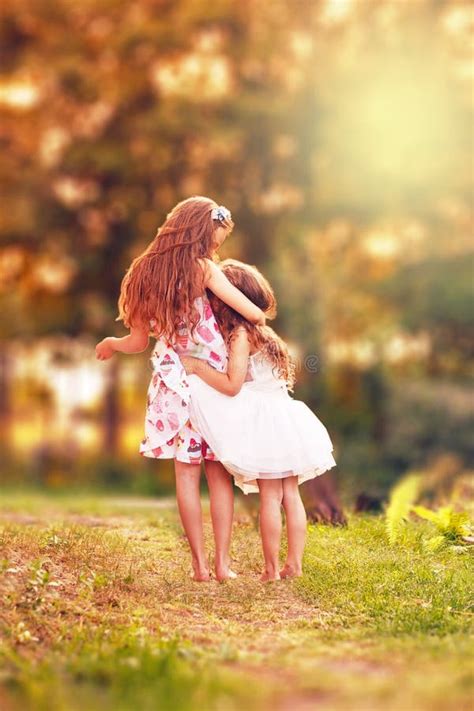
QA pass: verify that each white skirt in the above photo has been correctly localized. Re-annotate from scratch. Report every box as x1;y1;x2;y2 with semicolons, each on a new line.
188;376;337;495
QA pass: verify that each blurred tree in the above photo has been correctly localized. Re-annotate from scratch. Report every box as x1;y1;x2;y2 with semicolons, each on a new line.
0;0;472;493
373;255;474;377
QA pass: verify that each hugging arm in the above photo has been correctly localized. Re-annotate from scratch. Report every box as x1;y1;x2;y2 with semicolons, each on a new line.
202;259;266;325
182;328;250;396
96;324;150;360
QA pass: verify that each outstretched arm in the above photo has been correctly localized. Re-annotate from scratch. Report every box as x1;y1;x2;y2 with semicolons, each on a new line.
202;259;265;325
182;328;250;396
96;324;150;360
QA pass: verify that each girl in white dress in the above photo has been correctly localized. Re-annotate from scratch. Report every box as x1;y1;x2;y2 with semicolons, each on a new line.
181;260;337;581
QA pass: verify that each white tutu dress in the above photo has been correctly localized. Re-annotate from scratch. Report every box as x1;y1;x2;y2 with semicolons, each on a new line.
187;350;337;494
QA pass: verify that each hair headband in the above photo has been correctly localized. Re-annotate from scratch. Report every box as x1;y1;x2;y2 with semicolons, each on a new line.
211;205;232;223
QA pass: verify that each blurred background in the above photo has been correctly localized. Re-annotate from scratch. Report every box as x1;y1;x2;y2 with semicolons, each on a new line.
0;0;472;503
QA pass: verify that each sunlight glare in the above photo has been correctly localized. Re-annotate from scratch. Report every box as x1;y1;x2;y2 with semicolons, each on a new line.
0;81;41;109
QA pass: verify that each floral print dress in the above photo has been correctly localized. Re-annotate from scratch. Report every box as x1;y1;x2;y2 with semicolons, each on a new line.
140;292;228;464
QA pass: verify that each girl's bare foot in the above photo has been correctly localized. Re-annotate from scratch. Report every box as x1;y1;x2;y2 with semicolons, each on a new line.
215;567;238;582
191;569;212;582
215;554;237;582
191;558;211;582
260;570;281;582
280;564;302;579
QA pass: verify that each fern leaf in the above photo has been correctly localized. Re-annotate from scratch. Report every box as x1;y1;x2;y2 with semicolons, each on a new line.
386;474;422;545
412;505;439;524
424;535;447;552
413;503;472;547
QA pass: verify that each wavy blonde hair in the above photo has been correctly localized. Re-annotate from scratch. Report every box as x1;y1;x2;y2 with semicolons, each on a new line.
117;196;233;342
207;259;296;390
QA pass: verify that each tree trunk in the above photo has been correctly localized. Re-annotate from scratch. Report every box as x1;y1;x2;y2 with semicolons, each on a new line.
0;343;12;454
302;471;347;525
103;358;120;455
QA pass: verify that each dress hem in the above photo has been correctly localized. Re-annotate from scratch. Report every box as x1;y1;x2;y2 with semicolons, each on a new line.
224;455;338;495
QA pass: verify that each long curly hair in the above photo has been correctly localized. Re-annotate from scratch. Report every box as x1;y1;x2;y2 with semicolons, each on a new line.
207;259;296;390
117;196;233;342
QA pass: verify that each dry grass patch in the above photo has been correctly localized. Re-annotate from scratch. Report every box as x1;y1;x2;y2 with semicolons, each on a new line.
0;495;472;711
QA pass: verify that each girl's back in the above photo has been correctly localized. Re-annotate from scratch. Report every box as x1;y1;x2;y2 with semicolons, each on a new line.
244;350;288;394
150;293;227;374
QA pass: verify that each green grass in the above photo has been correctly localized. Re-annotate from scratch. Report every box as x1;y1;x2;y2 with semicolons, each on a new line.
0;493;472;711
298;515;473;636
3;624;257;711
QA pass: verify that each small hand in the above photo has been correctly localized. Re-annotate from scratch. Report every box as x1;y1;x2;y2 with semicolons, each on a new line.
255;310;266;326
96;337;116;360
180;356;198;375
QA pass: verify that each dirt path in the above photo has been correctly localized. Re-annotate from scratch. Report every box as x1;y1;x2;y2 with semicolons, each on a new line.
3;498;468;711
0;500;336;710
0;502;322;645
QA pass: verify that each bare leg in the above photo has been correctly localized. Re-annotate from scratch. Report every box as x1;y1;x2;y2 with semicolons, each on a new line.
174;460;210;582
204;460;236;581
257;479;283;581
281;476;306;578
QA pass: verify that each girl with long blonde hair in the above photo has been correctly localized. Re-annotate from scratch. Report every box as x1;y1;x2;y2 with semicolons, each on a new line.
96;197;265;581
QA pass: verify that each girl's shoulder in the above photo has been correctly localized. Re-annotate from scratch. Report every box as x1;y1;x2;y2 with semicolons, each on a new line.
196;257;215;284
